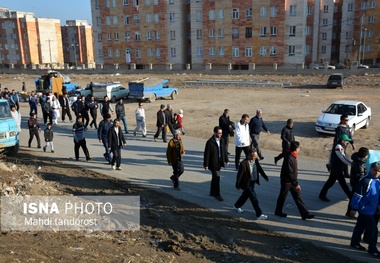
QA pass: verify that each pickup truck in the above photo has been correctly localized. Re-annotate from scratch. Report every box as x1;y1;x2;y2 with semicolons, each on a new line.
0;99;19;155
128;78;178;103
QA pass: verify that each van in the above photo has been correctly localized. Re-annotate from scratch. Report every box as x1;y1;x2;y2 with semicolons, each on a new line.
327;73;347;89
0;99;19;155
91;82;129;102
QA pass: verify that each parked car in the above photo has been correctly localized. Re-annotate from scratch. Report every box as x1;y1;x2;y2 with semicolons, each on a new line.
327;73;347;89
92;82;129;102
315;100;371;135
358;64;369;69
335;63;347;69
313;64;336;70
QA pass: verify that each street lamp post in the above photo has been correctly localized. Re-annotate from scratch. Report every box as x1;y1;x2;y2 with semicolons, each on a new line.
71;44;78;68
362;28;367;65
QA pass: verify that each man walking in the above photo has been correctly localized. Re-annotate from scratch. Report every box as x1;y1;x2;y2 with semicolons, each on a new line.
204;126;229;202
60;93;73;123
249;109;270;160
108;119;127;170
115;99;128;134
219;109;234;155
166;130;185;190
274;119;295;165
77;96;90;129
98;113;113;163
235;114;250;170
133;102;146;137
233;148;268;220
72;116;92;161
29;91;38;117
88;96;98;129
100;96;114;118
27;113;41;148
42;96;53;125
165;104;175;136
154;104;167;142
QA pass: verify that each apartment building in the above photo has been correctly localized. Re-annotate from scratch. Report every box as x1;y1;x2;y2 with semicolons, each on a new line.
61;20;95;68
91;0;189;69
0;8;63;68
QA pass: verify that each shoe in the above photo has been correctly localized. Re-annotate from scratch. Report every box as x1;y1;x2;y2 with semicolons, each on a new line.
369;251;380;258
345;212;357;219
153;137;157;142
258;214;268;220
182;132;185;135
70;120;73;123
142;134;146;137
86;157;92;161
28;144;31;148
170;175;175;184
163;140;167;143
174;187;181;191
112;165;116;170
275;212;287;217
326;163;331;173
116;167;122;170
103;153;109;161
302;214;315;220
133;132;136;136
75;158;79;161
233;205;244;213
43;147;46;152
125;131;129;134
37;146;41;148
215;196;224;202
319;196;330;202
51;150;54;153
259;156;264;160
227;152;230;155
84;128;88;131
350;243;366;251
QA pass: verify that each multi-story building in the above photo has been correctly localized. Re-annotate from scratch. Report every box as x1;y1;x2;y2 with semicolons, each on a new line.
0;7;63;68
61;20;95;68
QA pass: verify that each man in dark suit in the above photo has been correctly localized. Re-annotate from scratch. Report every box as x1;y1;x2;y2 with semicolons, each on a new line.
108;119;126;170
59;93;73;123
203;126;229;201
154;104;167;142
219;109;234;155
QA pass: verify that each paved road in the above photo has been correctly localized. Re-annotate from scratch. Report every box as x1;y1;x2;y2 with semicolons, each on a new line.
18;110;375;262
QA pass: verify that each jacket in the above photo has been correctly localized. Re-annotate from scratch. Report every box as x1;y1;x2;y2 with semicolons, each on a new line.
108;126;126;150
331;143;351;173
236;159;268;190
28;118;40;131
115;103;126;117
249;116;268;135
280;151;298;186
219;114;234;137
44;128;54;142
98;119;113;140
350;152;367;188
203;136;229;171
355;173;380;215
281;125;294;150
235;121;250;147
156;110;166;127
166;138;184;164
334;125;354;145
73;121;85;141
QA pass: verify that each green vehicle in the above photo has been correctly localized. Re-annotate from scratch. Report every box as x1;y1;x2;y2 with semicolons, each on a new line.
0;99;19;155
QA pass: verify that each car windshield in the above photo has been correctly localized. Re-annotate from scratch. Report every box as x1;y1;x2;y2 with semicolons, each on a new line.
325;104;356;115
329;75;342;81
0;102;11;118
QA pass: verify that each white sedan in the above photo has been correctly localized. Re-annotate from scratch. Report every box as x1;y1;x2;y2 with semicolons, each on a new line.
315;100;371;135
313;64;336;70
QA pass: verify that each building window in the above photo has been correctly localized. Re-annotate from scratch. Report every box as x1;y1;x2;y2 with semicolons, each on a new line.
307;6;312;15
106;0;110;8
169;13;175;22
135;32;141;41
218;46;224;57
113;16;118;25
260;46;266;56
232;8;239;19
147;31;152;40
246;8;252;18
218;28;224;38
305;45;310;55
154;0;158;5
171;48;176;57
108;49;113;57
322;19;328;27
270;26;277;37
322;32;327;40
97;33;102;42
112;0;117;7
290;5;296;16
196;11;202;21
125;32;130;41
156;48;160;57
218;10;224;20
136;49;141;58
196;29;202;39
123;0;129;6
169;0;174;4
361;2;366;10
170;30;176;40
369;16;374;24
288;45;295;56
232;28;239;39
323;5;328;13
245;27;252;38
114;32;119;41
115;49;120;57
346;18;353;25
270;6;277;17
270;46;276;56
155;31;160;40
370;1;376;8
107;33;112;40
232;47;239;57
154;14;159;23
134;15;140;24
209;47;215;57
106;16;111;25
209;28;215;38
197;47;203;57
260;27;266;37
245;46;252;57
260;7;267;17
146;14;151;23
368;30;373;38
148;48;153;57
345;31;352;39
209;10;215;20
146;0;151;4
289;26;296;36
124;15;130;24
95;0;100;9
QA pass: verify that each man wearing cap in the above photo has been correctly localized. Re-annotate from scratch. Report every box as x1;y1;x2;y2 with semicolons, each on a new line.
166;130;185;190
319;134;352;202
350;162;380;258
154;104;167;142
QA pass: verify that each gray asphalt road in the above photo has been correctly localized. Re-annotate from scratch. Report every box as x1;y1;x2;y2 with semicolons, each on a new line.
18;108;375;262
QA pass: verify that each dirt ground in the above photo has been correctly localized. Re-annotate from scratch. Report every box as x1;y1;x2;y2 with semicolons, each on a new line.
0;71;379;262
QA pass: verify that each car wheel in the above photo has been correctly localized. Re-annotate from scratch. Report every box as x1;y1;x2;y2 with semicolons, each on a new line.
170;91;176;100
351;124;355;136
363;118;370;129
148;94;156;103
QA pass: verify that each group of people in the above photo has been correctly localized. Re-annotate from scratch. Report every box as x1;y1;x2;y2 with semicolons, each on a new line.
154;103;184;143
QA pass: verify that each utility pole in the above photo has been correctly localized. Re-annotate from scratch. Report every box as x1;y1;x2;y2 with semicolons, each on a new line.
47;39;53;69
362;28;367;65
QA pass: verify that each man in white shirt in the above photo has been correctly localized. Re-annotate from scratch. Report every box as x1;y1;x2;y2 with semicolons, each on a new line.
133;102;146;137
235;114;250;170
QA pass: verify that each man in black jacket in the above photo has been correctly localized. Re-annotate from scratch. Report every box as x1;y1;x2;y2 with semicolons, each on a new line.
60;93;73;123
203;126;229;201
108;119;126;170
275;141;314;220
154;104;167;142
233;148;268;219
219;109;234;155
274;119;295;165
165;104;175;136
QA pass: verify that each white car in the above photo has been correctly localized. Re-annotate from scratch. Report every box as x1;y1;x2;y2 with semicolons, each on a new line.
358;64;369;69
315;100;371;135
313;64;336;70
